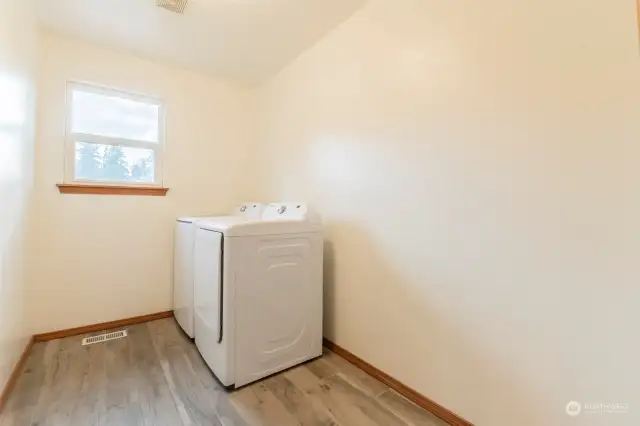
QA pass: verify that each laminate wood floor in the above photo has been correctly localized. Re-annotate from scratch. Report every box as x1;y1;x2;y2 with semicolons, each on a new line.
0;318;447;426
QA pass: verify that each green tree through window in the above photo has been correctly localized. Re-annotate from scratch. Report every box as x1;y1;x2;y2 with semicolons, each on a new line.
102;146;130;181
75;142;102;180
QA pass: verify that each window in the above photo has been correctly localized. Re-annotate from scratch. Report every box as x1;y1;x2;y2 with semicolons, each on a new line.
65;82;164;187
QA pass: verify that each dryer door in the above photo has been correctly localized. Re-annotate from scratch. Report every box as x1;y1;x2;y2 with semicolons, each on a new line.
194;228;232;384
233;233;323;387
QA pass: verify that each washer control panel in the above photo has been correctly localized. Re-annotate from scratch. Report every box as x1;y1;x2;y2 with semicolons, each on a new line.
234;203;265;219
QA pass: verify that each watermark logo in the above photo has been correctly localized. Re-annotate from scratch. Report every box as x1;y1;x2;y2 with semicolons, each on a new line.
566;401;582;417
565;401;629;416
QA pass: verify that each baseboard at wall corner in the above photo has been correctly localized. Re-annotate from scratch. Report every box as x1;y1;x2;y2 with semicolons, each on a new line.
0;337;35;414
33;311;174;342
1;311;174;414
323;338;474;426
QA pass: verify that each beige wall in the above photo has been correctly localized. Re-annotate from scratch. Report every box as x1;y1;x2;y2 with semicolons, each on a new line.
258;0;640;425
0;0;38;390
28;31;257;334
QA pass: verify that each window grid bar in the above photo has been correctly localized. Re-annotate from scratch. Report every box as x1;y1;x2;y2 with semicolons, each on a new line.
69;133;160;150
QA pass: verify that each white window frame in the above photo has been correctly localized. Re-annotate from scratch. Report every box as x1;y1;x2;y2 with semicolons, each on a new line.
64;81;166;187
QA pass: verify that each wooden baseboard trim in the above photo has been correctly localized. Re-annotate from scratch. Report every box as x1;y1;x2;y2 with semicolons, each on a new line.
323;338;474;426
33;311;174;342
0;337;35;414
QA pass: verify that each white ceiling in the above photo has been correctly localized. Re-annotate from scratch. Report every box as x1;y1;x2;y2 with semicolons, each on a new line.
36;0;366;84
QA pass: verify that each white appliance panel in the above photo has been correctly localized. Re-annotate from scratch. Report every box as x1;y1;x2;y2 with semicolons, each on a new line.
173;220;195;338
233;233;323;387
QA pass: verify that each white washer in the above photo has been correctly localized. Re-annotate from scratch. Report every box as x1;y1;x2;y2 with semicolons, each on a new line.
194;203;323;388
173;203;264;338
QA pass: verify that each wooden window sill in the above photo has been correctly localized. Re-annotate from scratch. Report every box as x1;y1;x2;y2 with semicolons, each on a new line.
56;184;169;196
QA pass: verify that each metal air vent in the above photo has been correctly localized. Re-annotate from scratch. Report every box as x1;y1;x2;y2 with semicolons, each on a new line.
82;330;128;346
157;0;188;13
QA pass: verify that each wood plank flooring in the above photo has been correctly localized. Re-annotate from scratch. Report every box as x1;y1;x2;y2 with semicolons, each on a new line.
0;318;447;426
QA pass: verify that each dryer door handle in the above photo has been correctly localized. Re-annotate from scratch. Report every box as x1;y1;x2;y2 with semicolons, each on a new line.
197;228;224;344
217;236;224;343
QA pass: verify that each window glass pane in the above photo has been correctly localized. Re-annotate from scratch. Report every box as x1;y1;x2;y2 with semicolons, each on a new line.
71;89;160;142
75;142;156;183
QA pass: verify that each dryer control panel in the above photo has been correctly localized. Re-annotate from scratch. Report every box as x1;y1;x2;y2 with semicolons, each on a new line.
262;203;310;221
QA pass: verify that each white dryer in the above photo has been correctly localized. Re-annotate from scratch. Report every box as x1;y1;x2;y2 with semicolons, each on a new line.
193;203;323;388
173;203;264;338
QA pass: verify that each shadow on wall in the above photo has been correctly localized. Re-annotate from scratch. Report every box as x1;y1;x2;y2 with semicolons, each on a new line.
0;70;35;297
0;120;31;296
321;221;546;426
322;238;337;339
0;112;33;385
